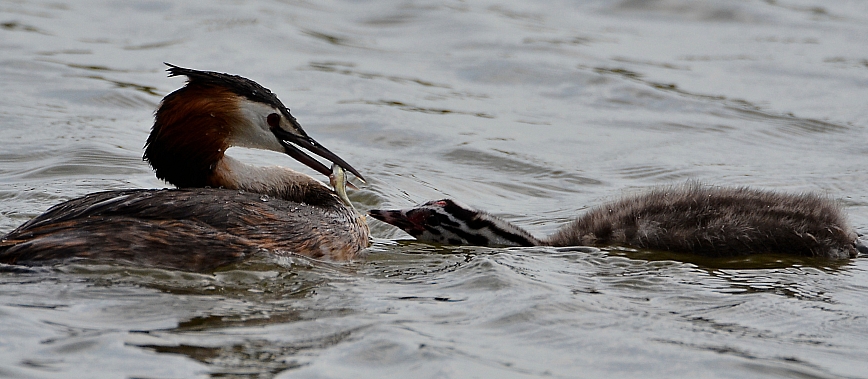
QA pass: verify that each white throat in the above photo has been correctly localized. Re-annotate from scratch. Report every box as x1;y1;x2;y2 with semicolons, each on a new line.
212;155;328;196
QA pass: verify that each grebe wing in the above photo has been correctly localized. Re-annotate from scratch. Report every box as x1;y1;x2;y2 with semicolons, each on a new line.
7;189;156;233
1;216;258;271
8;188;308;232
2;188;366;268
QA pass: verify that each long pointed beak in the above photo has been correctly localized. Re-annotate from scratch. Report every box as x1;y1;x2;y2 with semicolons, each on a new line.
272;127;366;183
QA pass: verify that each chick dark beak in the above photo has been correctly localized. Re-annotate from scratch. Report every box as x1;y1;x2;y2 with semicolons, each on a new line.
367;208;428;235
272;127;366;183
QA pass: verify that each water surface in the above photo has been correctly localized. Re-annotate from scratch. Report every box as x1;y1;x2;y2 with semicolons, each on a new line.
2;0;868;378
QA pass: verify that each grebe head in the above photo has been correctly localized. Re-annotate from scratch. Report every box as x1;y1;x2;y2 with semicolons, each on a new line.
368;199;542;247
144;63;363;189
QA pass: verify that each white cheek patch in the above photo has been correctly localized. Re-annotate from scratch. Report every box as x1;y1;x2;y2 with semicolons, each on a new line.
231;99;284;153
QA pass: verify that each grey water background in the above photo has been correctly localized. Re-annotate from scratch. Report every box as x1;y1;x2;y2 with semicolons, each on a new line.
2;0;868;377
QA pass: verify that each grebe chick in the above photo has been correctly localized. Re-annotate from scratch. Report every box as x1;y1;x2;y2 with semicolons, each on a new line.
369;184;865;259
0;64;369;271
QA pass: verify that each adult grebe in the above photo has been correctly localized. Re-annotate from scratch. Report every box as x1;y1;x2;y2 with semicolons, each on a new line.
0;64;369;271
369;184;866;259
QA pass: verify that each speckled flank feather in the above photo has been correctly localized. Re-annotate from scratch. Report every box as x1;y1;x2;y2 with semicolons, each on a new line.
369;184;861;259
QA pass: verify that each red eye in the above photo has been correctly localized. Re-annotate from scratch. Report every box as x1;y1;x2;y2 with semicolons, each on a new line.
267;113;280;128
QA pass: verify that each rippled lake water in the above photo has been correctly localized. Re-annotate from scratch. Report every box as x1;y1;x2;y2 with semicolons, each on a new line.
2;0;868;378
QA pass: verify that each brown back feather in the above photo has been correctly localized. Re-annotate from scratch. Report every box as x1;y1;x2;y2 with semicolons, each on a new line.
0;188;369;270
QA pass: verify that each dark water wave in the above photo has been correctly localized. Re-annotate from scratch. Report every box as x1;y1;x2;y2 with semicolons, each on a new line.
2;0;868;378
